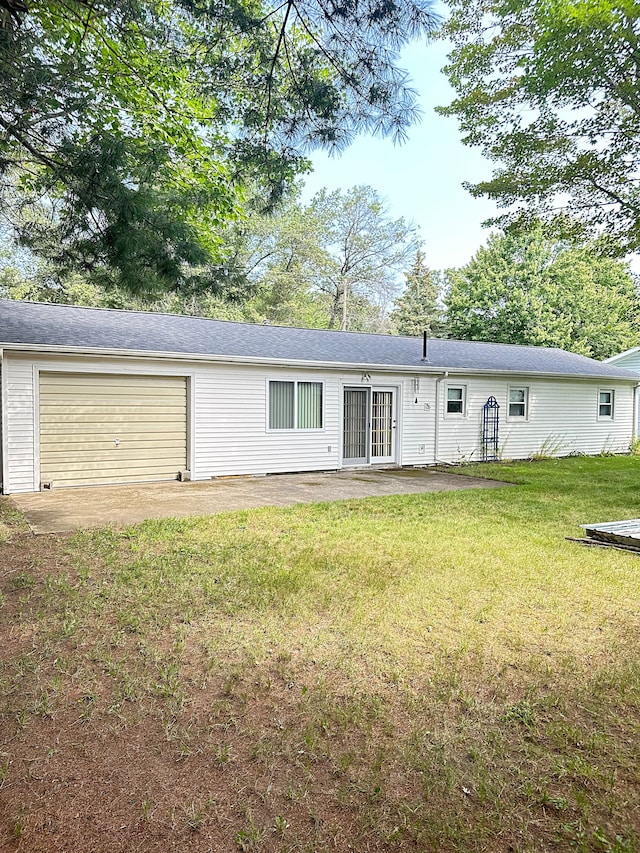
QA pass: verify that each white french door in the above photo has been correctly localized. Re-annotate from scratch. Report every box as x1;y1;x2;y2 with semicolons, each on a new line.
342;386;396;466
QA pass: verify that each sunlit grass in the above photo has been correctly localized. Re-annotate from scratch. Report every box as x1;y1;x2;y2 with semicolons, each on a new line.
1;456;640;851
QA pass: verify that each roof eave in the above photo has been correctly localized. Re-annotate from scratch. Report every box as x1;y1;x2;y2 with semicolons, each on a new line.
0;342;637;382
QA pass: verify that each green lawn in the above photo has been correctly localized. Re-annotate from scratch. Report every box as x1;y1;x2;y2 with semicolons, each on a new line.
1;456;639;852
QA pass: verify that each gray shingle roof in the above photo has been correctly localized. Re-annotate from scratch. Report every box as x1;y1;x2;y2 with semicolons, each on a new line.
0;298;637;380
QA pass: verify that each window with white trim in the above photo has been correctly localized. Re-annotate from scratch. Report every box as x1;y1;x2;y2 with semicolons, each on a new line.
508;386;529;419
268;381;323;430
446;385;466;415
598;389;614;419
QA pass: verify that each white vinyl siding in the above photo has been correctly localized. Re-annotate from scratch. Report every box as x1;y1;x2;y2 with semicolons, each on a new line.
39;372;188;487
196;369;335;477
0;352;635;491
606;350;640;372
437;376;634;463
3;357;35;493
400;377;436;465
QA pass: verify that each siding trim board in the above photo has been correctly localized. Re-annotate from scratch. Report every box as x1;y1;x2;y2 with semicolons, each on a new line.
32;364;39;492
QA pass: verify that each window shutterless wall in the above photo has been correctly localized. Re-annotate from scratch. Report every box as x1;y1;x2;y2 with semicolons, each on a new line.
435;376;634;463
195;369;337;479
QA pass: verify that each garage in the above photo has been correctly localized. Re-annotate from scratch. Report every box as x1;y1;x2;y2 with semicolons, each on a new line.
39;372;188;488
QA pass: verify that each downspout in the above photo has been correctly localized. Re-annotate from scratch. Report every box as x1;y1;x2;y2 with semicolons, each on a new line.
433;371;448;464
633;382;640;449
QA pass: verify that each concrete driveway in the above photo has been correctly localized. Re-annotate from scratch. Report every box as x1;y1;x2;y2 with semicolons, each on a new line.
9;467;509;534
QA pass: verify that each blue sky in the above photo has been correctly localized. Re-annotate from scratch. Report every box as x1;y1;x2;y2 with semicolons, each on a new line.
301;38;501;272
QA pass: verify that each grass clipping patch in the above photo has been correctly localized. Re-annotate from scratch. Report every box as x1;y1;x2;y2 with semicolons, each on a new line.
1;456;639;852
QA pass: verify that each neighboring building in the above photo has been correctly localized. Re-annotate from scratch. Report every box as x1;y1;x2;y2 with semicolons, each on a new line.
605;347;640;375
0;299;638;493
605;346;640;428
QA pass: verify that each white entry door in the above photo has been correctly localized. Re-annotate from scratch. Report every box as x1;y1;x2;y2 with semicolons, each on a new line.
370;389;396;463
342;387;396;465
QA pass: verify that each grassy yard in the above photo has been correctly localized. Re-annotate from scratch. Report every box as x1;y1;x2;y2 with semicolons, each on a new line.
1;456;639;852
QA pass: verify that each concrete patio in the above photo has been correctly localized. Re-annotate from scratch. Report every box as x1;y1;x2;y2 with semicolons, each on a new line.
9;467;509;534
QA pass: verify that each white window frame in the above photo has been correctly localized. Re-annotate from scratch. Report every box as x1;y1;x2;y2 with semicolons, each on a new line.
507;386;529;421
267;379;324;431
445;384;467;418
597;388;614;420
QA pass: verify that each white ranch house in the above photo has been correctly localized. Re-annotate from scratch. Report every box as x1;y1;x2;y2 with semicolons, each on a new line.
0;299;638;493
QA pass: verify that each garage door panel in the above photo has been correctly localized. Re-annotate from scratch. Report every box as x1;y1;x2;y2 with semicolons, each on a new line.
44;458;187;477
41;382;187;394
39;373;184;388
41;445;186;463
40;393;186;405
40;431;187;446
40;405;187;418
40;413;187;426
40;394;186;409
40;433;187;454
39;372;188;487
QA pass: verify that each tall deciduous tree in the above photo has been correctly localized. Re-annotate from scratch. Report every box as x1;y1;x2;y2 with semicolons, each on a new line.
390;248;445;336
308;186;420;330
444;227;640;359
0;0;437;293
226;185;419;330
1;184;420;331
439;0;640;253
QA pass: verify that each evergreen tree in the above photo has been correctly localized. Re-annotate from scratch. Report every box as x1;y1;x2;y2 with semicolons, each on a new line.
390;249;445;337
0;0;437;294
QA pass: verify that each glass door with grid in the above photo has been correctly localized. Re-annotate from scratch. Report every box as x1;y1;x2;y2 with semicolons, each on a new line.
342;387;396;465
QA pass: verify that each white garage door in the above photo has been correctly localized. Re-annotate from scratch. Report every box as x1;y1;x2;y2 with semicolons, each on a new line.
39;372;188;487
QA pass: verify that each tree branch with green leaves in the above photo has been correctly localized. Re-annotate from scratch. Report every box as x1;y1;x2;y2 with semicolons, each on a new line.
439;0;640;254
0;0;437;294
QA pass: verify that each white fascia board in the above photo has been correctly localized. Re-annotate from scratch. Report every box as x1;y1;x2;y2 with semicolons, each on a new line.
0;342;637;383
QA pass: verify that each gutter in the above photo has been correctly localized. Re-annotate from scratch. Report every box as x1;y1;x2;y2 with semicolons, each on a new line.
0;342;636;383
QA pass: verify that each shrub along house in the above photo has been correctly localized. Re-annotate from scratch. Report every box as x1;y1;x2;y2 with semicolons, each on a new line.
0;299;638;493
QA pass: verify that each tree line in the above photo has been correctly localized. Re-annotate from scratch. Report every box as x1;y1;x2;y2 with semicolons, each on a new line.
3;186;638;360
